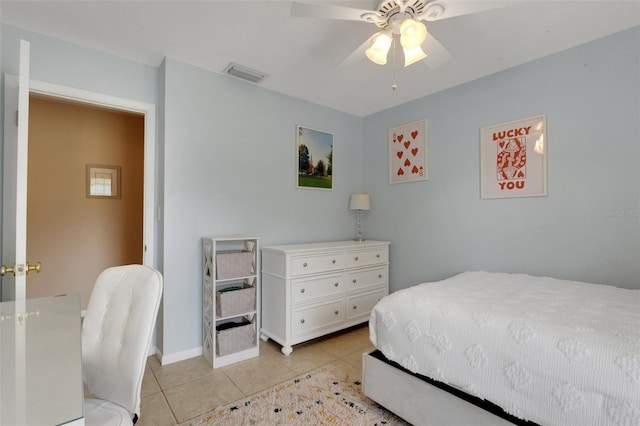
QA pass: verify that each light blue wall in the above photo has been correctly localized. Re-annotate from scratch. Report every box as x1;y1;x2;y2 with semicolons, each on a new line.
0;25;158;104
162;59;364;354
363;26;640;291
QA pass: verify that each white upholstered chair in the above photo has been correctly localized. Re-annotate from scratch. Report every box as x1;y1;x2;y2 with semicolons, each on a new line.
82;265;163;425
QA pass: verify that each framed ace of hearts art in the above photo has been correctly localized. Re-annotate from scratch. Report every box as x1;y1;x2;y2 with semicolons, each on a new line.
388;120;428;184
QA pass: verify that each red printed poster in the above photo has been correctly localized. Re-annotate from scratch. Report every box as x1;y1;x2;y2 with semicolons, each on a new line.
480;114;547;199
388;120;428;184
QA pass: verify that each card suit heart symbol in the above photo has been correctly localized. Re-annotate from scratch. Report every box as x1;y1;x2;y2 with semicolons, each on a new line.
397;168;404;176
411;130;418;139
412;165;419;174
499;141;505;149
396;151;403;159
517;171;525;178
404;158;411;167
404;141;410;149
397;134;404;143
411;147;418;156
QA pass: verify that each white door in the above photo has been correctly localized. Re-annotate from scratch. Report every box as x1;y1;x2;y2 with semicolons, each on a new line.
1;40;34;302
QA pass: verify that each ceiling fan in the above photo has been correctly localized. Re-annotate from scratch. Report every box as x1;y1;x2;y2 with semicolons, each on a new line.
291;1;507;71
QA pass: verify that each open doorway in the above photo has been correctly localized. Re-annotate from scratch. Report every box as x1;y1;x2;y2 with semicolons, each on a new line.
26;95;145;309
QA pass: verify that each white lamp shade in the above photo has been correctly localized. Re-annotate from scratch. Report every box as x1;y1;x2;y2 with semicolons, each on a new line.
400;19;427;49
403;45;427;67
349;194;370;211
365;33;392;65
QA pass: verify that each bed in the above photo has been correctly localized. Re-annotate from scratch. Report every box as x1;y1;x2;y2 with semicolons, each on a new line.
363;271;640;426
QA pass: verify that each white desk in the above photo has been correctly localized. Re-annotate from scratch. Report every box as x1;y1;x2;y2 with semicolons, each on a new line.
1;295;84;425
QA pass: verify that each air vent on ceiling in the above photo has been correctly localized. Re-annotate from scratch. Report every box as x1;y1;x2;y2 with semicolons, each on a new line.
223;62;268;84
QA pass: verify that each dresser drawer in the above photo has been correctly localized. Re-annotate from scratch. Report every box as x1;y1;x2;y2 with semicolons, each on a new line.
344;247;388;268
292;300;345;336
291;273;344;305
346;266;387;291
346;289;387;321
291;253;344;276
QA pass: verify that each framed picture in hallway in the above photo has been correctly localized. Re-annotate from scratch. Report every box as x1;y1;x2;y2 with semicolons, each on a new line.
388;119;428;184
480;114;547;199
86;164;121;199
297;125;333;190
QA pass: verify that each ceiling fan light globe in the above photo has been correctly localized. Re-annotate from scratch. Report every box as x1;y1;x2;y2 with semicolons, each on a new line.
399;19;427;49
365;48;387;65
365;33;392;65
403;45;427;67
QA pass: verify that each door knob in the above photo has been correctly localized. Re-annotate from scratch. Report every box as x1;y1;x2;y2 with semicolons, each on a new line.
0;264;15;276
27;262;42;274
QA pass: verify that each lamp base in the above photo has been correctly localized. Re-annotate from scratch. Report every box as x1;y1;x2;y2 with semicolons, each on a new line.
354;210;365;242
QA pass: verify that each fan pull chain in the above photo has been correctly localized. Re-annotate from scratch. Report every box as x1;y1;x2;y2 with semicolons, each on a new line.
391;35;398;91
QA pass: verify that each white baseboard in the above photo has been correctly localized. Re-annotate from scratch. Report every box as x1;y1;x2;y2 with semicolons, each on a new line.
156;346;203;365
147;345;158;357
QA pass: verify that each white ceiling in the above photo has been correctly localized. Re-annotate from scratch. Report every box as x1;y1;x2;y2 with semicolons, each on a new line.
1;0;638;117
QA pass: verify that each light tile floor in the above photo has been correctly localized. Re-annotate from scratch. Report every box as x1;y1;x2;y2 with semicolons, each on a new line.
137;324;375;425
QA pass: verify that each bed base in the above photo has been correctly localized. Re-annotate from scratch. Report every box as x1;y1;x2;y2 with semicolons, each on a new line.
363;350;537;426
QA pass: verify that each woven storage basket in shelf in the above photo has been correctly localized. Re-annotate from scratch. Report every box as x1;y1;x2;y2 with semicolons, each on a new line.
216;320;255;356
216;250;253;279
216;284;255;318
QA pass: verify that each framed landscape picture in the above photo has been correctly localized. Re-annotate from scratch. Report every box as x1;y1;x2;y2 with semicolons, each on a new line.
480;114;547;199
297;125;333;190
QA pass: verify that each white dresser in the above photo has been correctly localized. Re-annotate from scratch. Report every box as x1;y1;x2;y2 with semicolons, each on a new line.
260;240;389;355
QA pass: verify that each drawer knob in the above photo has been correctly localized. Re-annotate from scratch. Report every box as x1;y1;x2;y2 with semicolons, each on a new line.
300;319;305;324
334;282;339;287
352;279;357;283
377;254;380;258
378;274;382;278
354;256;359;261
300;288;305;293
303;262;308;267
353;305;357;310
331;259;336;264
334;310;339;315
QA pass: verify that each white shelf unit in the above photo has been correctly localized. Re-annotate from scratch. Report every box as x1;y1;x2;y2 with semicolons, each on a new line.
261;240;389;355
202;236;260;368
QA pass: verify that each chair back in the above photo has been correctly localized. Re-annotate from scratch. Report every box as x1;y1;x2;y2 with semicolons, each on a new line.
82;265;163;418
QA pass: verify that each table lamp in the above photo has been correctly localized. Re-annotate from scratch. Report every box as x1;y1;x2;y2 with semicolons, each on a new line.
349;194;370;241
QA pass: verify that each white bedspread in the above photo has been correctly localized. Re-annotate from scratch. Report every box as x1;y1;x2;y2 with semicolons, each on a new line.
369;271;640;426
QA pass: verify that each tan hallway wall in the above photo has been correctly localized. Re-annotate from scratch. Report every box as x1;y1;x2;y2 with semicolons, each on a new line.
26;96;144;309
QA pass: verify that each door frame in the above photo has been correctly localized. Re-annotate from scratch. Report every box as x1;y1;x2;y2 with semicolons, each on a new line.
28;79;157;268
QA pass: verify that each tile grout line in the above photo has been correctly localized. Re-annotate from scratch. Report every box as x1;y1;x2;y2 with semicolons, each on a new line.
147;361;180;425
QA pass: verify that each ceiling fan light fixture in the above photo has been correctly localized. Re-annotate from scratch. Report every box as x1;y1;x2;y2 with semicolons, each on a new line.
403;45;427;67
365;33;392;65
399;19;427;49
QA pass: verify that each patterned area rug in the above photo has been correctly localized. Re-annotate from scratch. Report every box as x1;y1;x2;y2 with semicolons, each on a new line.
180;363;409;425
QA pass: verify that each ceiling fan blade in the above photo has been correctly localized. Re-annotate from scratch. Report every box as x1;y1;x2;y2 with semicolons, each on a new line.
421;33;453;69
337;34;377;70
291;2;376;21
418;1;511;22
